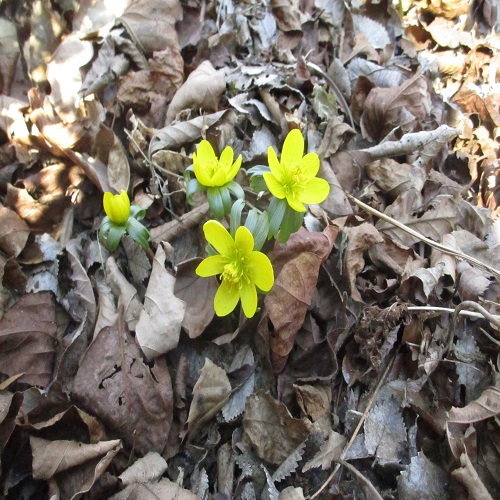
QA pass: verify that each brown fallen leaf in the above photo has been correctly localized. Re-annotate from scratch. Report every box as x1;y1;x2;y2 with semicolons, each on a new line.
110;478;198;500
119;452;168;486
302;430;346;472
174;258;218;339
447;386;500;424
30;436;121;499
243;391;312;465
0;391;23;450
135;244;186;360
0;203;30;258
0;292;57;388
72;322;174;455
185;358;231;439
166;60;226;124
361;71;431;142
265;226;338;372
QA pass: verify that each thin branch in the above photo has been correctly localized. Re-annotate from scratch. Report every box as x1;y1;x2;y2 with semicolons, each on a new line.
345;193;500;280
309;354;397;499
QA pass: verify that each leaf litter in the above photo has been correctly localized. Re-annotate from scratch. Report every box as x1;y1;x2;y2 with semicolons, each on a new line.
0;0;500;498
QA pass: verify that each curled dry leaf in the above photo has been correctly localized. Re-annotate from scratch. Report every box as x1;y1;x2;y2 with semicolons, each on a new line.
46;34;94;122
174;258;217;339
302;430;346;472
343;223;384;302
30;436;121;480
243;391;312;465
135;244;186;359
447;386;500;424
0;292;57;388
186;358;231;438
0;392;23;449
265;226;338;372
0;204;30;257
72;323;174;455
361;72;431;142
118;0;183;53
166;60;226;124
110;478;198;500
119;451;168;486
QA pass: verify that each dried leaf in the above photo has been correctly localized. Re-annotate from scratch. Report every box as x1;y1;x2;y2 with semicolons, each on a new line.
149;110;227;155
186;358;231;437
72;323;174;455
166;61;226;124
243;391;312;465
31;436;121;480
110;478;197;500
377;190;459;247
0;204;30;258
119;452;168;486
0;391;23;449
397;452;448;499
343;223;384;302
122;236;151;285
273;441;306;482
46;34;94;122
0;292;57;388
174;258;217;339
361;72;431;142
135;244;186;359
302;431;346;472
447;387;500;424
265;227;337;372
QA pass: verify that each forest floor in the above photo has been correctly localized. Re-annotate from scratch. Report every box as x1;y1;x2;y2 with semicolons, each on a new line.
0;0;500;499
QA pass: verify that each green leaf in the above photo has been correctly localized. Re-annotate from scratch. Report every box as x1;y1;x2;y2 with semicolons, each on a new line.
247;165;271;175
126;217;150;249
221;186;232;216
226;180;245;200
207;187;225;219
186;178;204;204
268;197;286;238
230;199;245;237
245;209;269;251
130;205;146;220
101;224;126;251
250;175;268;193
278;205;304;243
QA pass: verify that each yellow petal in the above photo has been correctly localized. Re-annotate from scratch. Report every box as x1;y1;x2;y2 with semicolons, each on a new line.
263;172;286;199
214;279;240;316
193;152;213;186
197;140;217;163
286;193;306;212
281;129;304;168
203;220;235;256
103;191;130;225
225;154;242;182
219;146;234;171
235;226;254;256
300;177;330;205
248;252;274;291
240;280;258;318
268;146;283;181
300;152;320;178
196;255;226;277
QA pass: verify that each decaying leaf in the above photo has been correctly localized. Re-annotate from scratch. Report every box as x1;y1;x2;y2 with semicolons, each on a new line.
186;358;231;438
166;60;226;124
72;322;174;455
119;452;168;486
110;478;198;500
0;292;57;388
135;244;186;359
273;440;306;482
302;430;346;472
243;391;312;465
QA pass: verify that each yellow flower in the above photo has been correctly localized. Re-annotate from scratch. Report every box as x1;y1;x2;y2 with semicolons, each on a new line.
103;190;130;225
196;220;274;318
193;140;242;187
263;129;330;212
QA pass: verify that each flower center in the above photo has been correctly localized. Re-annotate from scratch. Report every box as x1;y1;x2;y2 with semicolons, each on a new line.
206;159;220;179
282;164;304;196
221;255;248;287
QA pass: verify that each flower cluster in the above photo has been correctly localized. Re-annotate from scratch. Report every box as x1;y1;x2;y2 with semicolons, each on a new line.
193;128;330;317
99;128;330;319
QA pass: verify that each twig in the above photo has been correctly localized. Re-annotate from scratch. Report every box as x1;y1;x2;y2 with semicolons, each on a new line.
305;61;356;129
407;306;500;323
309;353;397;499
345;193;500;280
